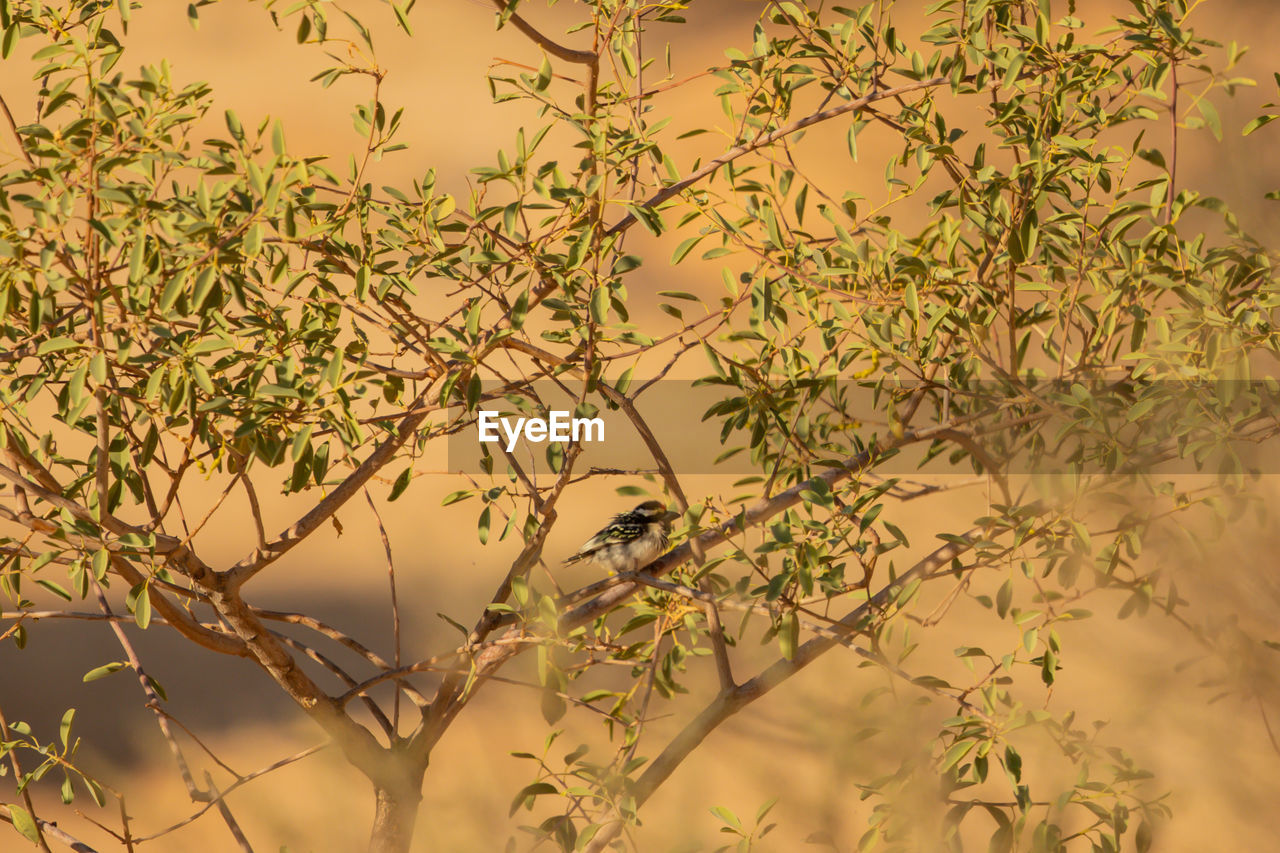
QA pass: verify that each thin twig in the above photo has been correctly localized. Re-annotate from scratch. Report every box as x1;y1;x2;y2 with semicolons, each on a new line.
88;575;207;802
131;743;328;843
225;385;436;586
606;77;948;237
251;609;429;707
0;92;35;168
0;701;53;852
204;771;254;853
364;488;403;732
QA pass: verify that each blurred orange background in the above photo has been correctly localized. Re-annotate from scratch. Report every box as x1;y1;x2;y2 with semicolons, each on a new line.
2;1;1280;850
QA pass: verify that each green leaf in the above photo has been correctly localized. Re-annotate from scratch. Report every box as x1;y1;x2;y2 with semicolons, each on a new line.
6;803;39;844
159;269;189;312
1197;98;1222;141
37;337;80;355
710;805;743;831
134;585;152;629
146;674;168;702
540;687;566;725
671;236;702;265
464;298;481;339
191;362;215;396
778;610;798;660
258;384;300;398
225;110;244;140
83;661;128;682
1004;745;1022;783
1243;114;1278;136
59;708;75;749
92;549;109;580
391;1;413;34
478;506;491;544
389;467;412;501
89;352;107;385
1136;821;1153;853
83;777;106;807
941;738;977;771
996;578;1013;619
534;54;552;92
244;223;263;256
35;579;72;601
510;290;529;329
1040;647;1057;685
589;286;609;324
509;782;558;816
442;489;472;506
2;23;20;60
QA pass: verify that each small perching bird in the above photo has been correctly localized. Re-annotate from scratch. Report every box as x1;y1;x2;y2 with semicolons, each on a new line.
563;500;679;573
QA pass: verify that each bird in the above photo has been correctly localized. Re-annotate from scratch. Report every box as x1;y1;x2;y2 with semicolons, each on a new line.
563;500;679;573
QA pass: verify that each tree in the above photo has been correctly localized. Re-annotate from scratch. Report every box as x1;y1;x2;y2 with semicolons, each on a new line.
2;0;1278;850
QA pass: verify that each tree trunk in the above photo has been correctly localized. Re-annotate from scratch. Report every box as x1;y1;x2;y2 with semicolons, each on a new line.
368;783;423;853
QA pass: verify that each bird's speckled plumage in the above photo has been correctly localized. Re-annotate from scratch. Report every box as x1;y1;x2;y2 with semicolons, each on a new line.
564;500;678;573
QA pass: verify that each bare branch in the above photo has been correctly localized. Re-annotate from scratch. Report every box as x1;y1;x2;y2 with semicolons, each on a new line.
131;743;328;843
271;629;396;740
253;609;429;708
488;0;597;65
89;575;205;802
204;771;254;853
0;92;35;169
364;489;404;731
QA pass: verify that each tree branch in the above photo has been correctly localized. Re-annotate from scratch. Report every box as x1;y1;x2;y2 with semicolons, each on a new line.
584;527;986;852
0;805;93;853
130;742;328;844
0;91;35;169
489;0;597;65
606;77;947;237
449;422;958;760
225;394;434;586
0;701;53;852
0;463;217;582
89;575;206;802
108;555;248;657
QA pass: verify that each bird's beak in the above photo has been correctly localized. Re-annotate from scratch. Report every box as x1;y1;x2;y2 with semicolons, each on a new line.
662;509;680;523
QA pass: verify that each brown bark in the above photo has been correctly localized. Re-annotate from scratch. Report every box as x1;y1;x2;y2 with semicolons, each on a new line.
367;777;425;853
